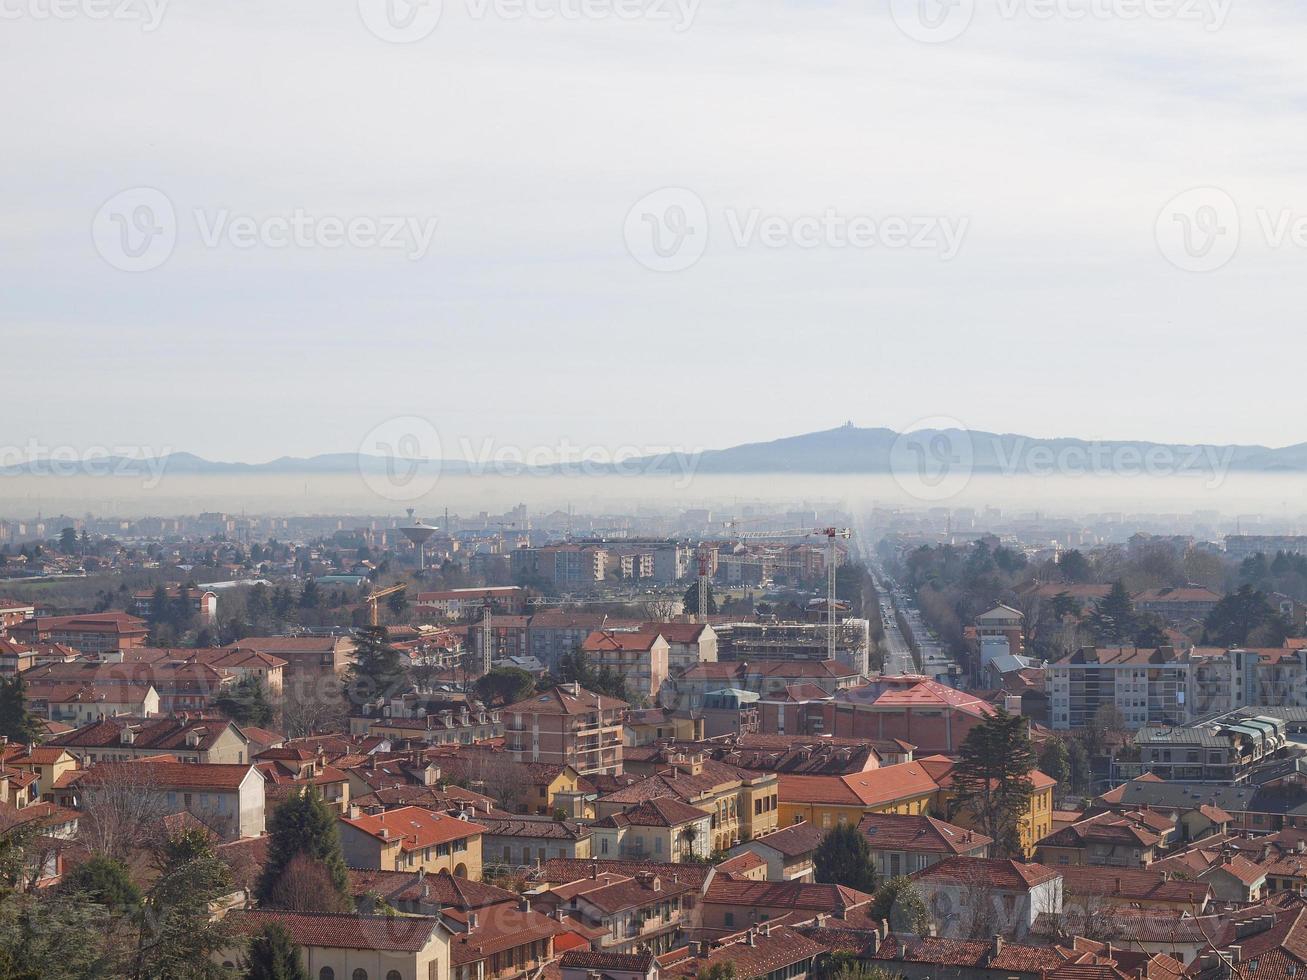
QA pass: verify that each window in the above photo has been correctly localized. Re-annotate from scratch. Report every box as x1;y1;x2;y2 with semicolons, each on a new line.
320;970;335;980
387;973;403;980
354;971;369;980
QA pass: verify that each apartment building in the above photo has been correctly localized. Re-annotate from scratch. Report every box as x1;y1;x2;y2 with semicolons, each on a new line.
414;586;526;619
0;600;36;630
715;620;872;676
641;622;717;673
581;630;670;702
9;612;149;655
511;545;608;589
503;684;627;776
1048;646;1190;731
1134;587;1223;623
130;587;219;624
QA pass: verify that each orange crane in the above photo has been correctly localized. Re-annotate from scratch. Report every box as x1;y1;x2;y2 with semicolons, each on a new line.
365;583;408;628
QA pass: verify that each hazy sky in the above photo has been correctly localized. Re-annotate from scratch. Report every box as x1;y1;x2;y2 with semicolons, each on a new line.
5;0;1307;465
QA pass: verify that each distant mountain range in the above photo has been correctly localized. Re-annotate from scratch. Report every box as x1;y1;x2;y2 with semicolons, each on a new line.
6;425;1307;477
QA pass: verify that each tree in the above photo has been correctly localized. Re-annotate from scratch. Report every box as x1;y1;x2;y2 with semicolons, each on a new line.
58;527;78;555
131;829;236;979
256;789;350;909
948;708;1037;857
683;581;717;616
1205;585;1287;648
213;676;275;728
0;675;41;744
298;578;321;610
474;667;536;708
77;762;172;861
343;625;409;707
61;855;141;912
813;824;876;893
696;965;736;980
261;852;351;914
869;875;929;934
243;924;309;980
1038;737;1071;789
1086;581;1138;645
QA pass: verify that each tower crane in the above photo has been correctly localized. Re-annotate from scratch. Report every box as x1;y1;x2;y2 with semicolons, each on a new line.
714;523;854;661
365;583;408;628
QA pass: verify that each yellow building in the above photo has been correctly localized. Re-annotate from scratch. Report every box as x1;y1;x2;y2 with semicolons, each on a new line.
338;805;484;878
776;757;1056;857
777;761;940;830
595;753;779;851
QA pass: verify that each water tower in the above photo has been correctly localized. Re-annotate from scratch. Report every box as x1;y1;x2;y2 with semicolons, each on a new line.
400;508;438;570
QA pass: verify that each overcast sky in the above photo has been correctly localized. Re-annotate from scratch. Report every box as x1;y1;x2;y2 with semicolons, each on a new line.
5;0;1307;465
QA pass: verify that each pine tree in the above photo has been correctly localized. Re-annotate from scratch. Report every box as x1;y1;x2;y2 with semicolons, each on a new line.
345;625;409;704
813;823;877;893
213;676;275;728
256;789;350;908
1087;580;1138;645
0;674;41;744
682;582;717;616
948;708;1038;857
243;924;309;980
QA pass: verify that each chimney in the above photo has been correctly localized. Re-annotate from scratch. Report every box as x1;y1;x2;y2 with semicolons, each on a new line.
747;930;757;947
591;857;598;879
519;897;530;912
468;912;479;930
992;935;1004;958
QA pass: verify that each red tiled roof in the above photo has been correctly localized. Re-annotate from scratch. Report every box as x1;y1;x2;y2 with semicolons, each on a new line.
342;806;485;851
703;878;872;911
858;813;992;854
911;855;1060;890
227;909;442;952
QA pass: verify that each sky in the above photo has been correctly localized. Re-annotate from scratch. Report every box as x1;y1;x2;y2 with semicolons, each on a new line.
5;0;1307;466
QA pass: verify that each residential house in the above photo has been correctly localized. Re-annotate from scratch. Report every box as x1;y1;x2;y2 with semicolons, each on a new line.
856;812;992;878
595;753;779;852
699;878;872;936
219;910;449;980
479;815;593;868
25;681;160;724
1035;809;1176;868
339;806;484;878
592;797;713;863
536;869;693;954
640;622;718;673
727;820;825;881
909;857;1062;938
47;715;252;765
130;587;219;625
658;925;827;980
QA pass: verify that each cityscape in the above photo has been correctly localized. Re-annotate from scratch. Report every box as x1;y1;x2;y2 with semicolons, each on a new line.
8;0;1307;978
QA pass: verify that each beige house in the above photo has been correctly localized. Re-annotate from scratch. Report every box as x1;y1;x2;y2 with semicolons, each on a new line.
592;797;713;863
596;752;779;852
26;681;160;725
339;806;485;879
48;716;252;765
57;760;266;840
220;909;449;980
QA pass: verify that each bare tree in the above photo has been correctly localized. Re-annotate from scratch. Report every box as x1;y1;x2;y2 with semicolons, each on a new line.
263;852;352;913
466;752;528;813
279;690;348;738
640;596;680;622
76;763;173;861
